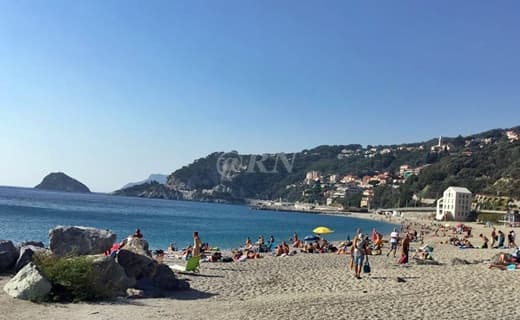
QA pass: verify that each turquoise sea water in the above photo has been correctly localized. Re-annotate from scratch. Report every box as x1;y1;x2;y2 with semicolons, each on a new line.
0;186;396;250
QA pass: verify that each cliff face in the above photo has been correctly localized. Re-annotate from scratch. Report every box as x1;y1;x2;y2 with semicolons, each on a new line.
121;174;168;190
35;172;91;193
113;181;182;200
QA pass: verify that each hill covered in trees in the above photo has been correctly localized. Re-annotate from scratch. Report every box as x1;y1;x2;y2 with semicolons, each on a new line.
114;126;520;209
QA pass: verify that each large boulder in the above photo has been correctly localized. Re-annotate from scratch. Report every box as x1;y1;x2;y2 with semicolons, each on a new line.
0;240;18;272
116;238;189;297
3;263;51;301
121;237;152;257
91;256;136;297
117;249;156;279
14;245;49;273
151;264;189;291
19;241;45;248
117;238;154;279
49;226;116;256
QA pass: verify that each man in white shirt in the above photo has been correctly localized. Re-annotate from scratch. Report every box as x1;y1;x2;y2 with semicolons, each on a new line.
387;228;399;257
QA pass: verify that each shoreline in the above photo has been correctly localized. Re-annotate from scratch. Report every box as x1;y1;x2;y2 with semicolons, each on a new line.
2;216;520;320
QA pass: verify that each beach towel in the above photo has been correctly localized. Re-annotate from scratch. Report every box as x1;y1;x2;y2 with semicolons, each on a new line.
169;256;201;273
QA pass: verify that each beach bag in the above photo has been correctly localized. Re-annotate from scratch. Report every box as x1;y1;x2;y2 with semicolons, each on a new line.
363;259;371;273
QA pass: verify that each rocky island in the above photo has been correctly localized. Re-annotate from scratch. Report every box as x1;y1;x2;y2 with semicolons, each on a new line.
35;172;91;193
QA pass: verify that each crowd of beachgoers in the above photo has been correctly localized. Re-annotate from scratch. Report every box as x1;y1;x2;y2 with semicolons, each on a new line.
3;214;520;320
120;217;520;275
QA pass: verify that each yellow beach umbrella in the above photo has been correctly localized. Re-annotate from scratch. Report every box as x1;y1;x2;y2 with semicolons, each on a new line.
313;226;334;234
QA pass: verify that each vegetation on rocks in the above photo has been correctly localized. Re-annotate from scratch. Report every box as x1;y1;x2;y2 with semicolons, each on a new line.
33;254;113;302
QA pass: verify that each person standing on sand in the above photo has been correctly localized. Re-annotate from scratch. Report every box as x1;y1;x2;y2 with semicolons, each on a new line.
497;230;505;248
508;231;517;248
193;231;202;257
350;228;361;270
352;233;367;279
399;234;410;264
490;228;497;248
479;234;489;249
387;228;399;258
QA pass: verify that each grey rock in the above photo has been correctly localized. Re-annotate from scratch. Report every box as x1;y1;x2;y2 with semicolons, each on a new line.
49;226;116;256
19;241;45;248
15;245;49;273
121;237;151;257
117;249;155;279
126;288;145;299
134;278;163;298
3;263;51;301
91;256;136;297
151;264;188;291
0;240;18;272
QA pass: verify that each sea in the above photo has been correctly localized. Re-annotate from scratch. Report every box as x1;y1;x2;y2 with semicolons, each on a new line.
0;186;396;250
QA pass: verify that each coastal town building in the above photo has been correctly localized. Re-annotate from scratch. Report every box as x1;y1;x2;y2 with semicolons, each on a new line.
431;136;452;153
304;171;322;184
360;189;374;208
506;130;519;142
398;164;430;179
435;186;473;221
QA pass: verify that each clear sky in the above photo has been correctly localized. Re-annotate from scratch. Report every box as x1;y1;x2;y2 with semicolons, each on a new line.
1;1;519;192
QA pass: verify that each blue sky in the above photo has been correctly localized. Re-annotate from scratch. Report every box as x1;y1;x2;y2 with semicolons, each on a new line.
0;1;519;192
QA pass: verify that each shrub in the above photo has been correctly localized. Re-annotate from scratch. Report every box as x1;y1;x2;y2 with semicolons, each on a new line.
33;253;112;302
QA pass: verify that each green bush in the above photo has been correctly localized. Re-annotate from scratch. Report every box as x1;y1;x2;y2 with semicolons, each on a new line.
33;254;112;302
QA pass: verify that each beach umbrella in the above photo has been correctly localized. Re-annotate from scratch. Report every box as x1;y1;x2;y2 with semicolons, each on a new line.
304;235;319;241
313;226;334;234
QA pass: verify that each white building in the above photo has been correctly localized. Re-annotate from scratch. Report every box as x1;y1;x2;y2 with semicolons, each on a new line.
435;187;473;221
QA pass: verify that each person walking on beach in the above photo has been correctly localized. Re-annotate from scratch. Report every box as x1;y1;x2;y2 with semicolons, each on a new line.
387;228;399;258
498;230;505;248
508;231;517;248
350;228;361;270
352;232;367;279
193;231;202;257
399;234;410;264
490;228;497;248
479;234;489;249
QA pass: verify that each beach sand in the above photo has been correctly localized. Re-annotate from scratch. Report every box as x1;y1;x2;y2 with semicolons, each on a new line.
1;216;519;320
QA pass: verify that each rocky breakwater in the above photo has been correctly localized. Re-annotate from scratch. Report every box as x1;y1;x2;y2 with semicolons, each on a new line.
3;226;189;302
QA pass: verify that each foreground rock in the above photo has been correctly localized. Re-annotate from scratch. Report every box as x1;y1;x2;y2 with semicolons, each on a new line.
3;263;51;301
0;240;18;272
117;238;188;297
15;245;49;272
151;264;189;291
19;241;45;248
49;226;116;256
117;239;155;279
91;256;136;297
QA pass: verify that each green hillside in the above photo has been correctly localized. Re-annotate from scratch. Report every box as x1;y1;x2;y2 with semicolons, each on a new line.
115;126;520;208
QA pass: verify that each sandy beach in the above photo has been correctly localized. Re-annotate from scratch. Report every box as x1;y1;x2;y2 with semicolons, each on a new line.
2;215;519;320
